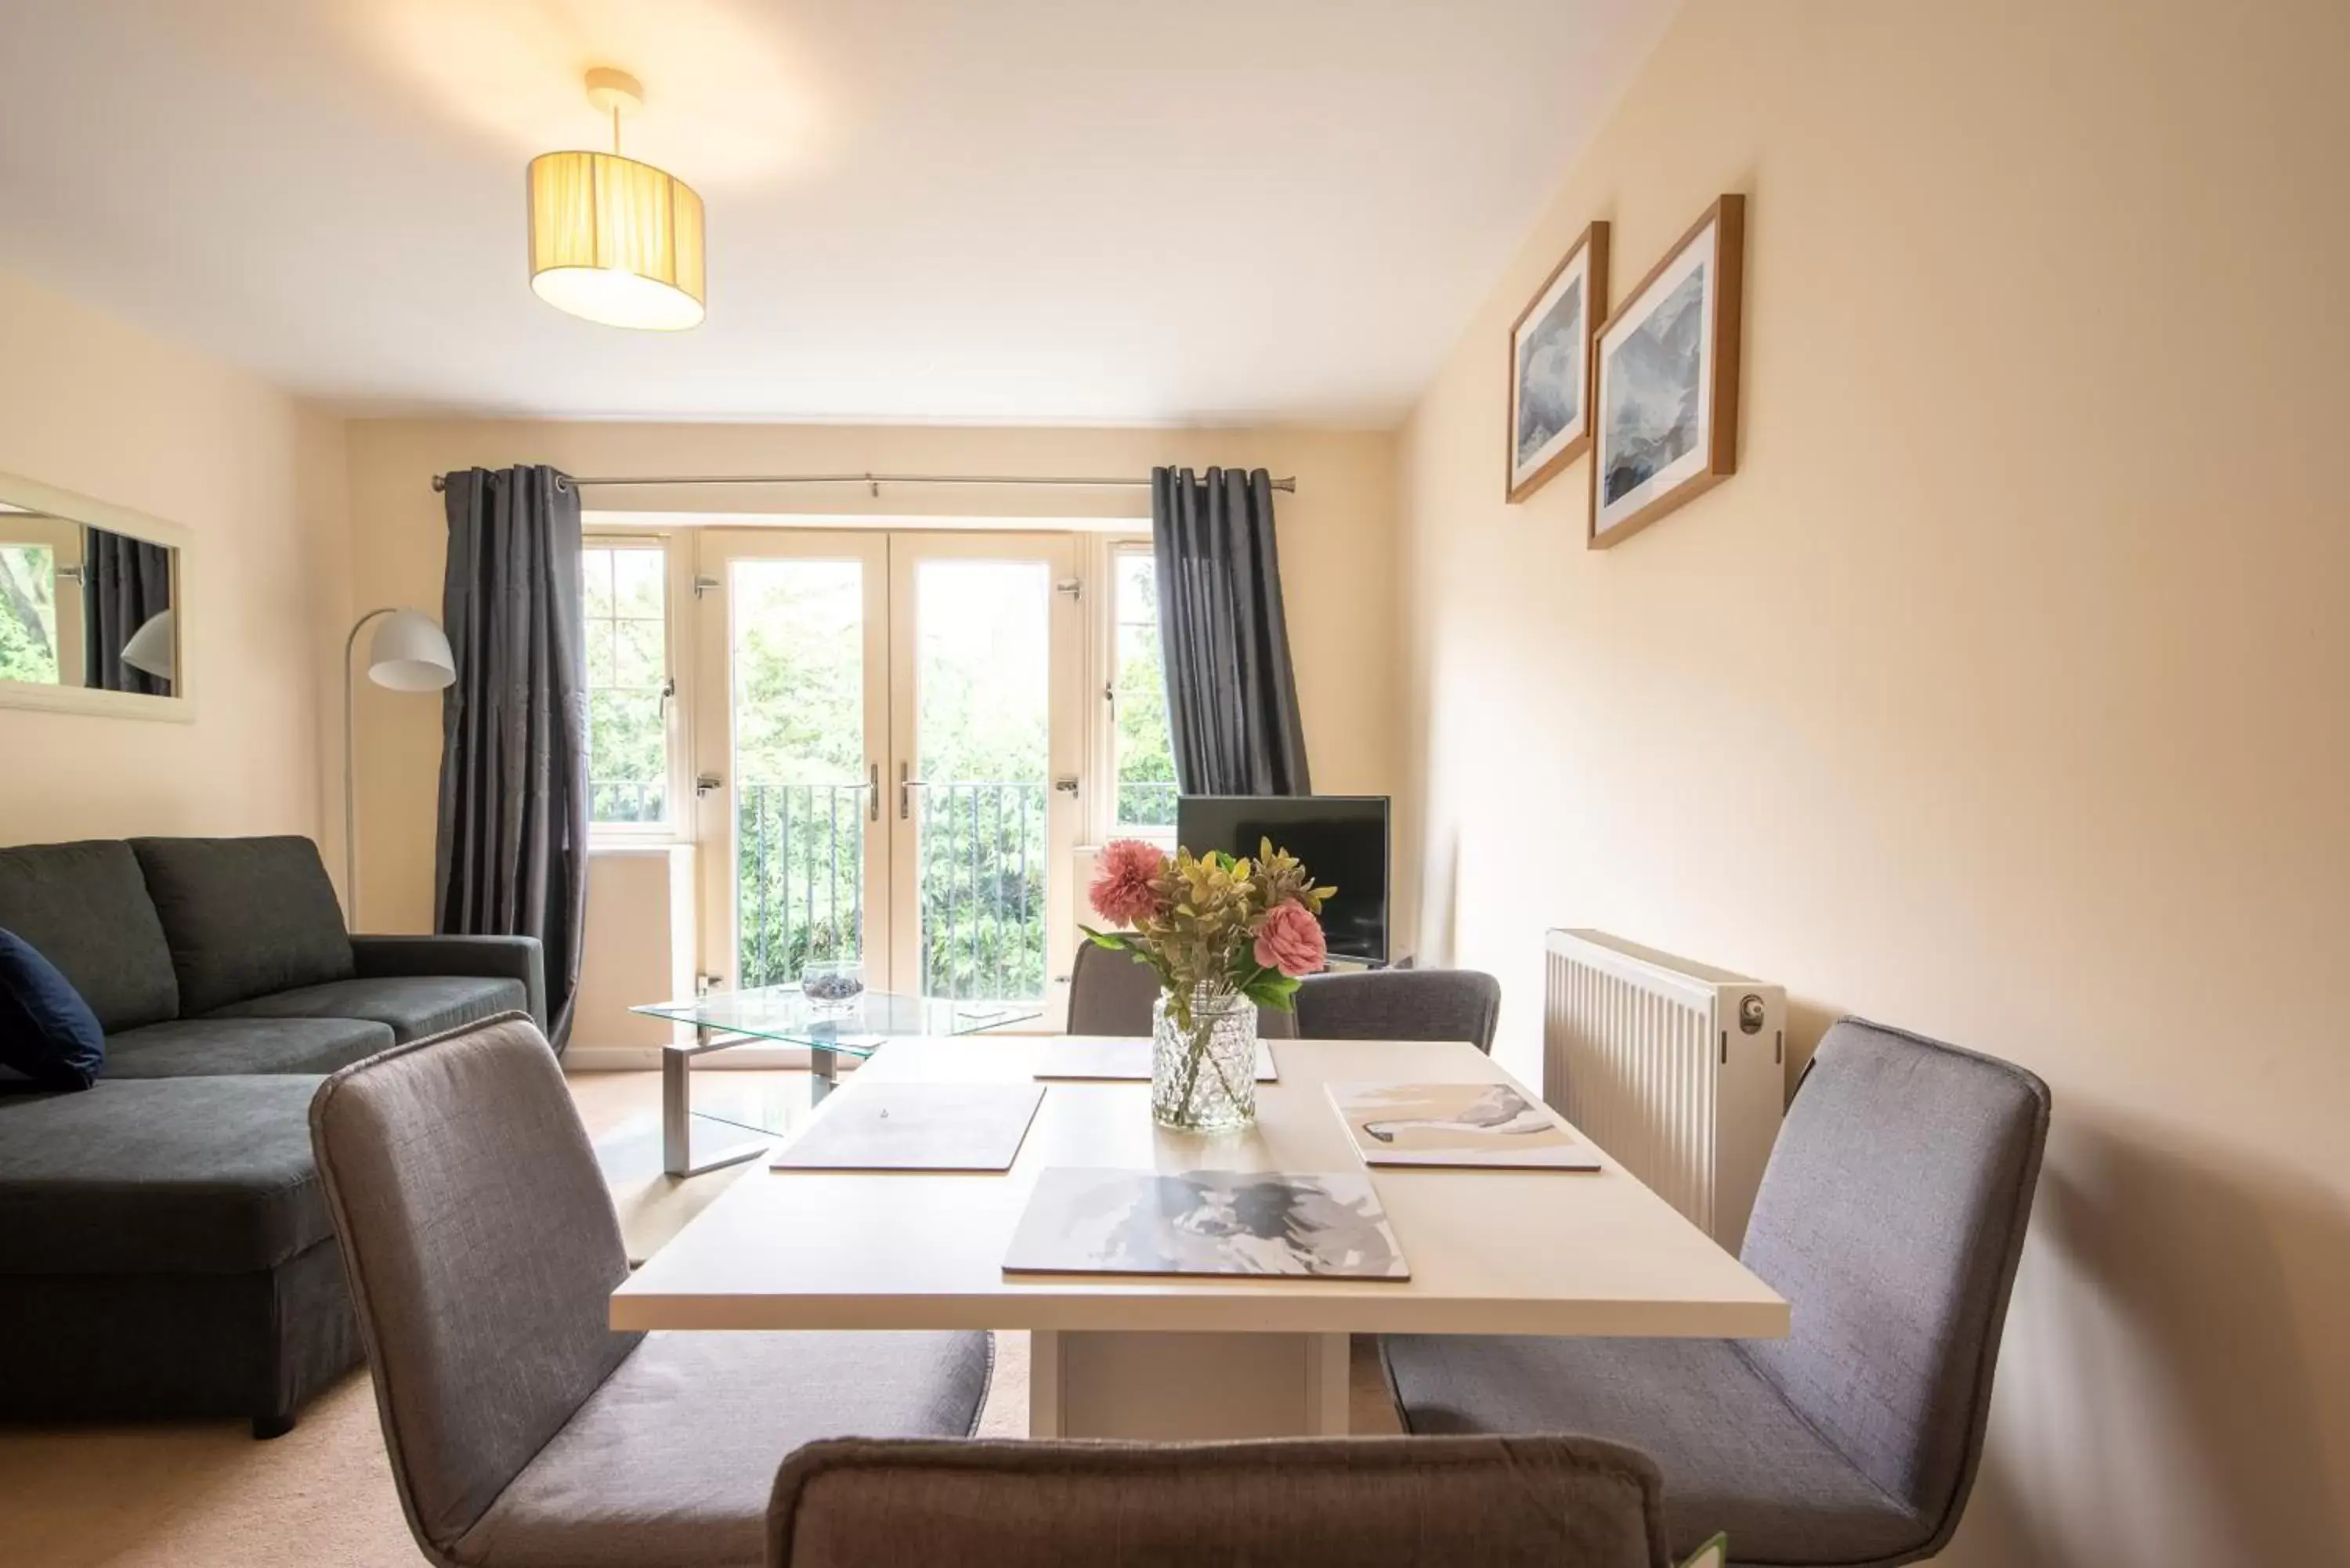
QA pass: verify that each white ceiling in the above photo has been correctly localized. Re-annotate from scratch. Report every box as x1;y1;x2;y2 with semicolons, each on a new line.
0;1;1673;425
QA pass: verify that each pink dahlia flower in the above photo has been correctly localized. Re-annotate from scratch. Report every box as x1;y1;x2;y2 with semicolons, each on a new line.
1090;839;1168;926
1253;901;1328;977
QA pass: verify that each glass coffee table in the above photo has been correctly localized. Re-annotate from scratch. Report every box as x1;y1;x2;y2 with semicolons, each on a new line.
630;986;1040;1176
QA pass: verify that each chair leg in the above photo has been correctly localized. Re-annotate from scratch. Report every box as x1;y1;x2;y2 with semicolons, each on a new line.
251;1412;295;1440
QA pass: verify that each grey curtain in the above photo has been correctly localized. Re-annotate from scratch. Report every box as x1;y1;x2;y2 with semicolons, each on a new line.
84;529;172;695
436;467;589;1049
1149;467;1312;795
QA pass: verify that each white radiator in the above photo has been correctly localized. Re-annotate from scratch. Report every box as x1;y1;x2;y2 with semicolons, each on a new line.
1544;930;1786;1252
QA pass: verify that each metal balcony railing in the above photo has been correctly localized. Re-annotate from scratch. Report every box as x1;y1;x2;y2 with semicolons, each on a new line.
736;779;1048;1002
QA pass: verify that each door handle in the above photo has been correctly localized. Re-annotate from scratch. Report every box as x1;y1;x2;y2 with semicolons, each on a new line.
898;761;930;820
695;772;722;798
868;761;880;822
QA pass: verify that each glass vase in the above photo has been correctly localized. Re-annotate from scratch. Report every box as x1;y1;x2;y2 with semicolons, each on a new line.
1152;986;1258;1133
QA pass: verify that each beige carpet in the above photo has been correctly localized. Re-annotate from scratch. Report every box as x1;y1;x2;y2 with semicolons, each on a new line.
0;1069;1404;1568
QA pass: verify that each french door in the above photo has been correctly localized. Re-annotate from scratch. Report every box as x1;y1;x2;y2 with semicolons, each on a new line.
692;529;1080;1010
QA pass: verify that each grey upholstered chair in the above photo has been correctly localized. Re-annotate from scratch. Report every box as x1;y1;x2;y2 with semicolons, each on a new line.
1383;1017;2050;1567
1294;966;1502;1051
310;1012;991;1568
1066;940;1296;1039
766;1435;1675;1568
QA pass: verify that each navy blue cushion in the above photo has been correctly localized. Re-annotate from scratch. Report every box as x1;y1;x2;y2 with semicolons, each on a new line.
0;927;106;1090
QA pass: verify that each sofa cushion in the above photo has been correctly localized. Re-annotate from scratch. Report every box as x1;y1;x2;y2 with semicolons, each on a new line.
0;840;179;1031
0;927;106;1089
211;976;527;1043
130;836;356;1014
0;1075;335;1274
104;1016;394;1078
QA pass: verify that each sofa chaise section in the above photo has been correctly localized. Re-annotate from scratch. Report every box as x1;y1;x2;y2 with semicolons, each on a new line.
0;1075;360;1435
0;833;549;1433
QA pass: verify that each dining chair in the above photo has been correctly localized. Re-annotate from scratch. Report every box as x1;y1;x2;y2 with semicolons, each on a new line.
309;1011;992;1568
766;1434;1676;1567
1383;1017;2050;1567
1294;966;1502;1051
1066;939;1296;1038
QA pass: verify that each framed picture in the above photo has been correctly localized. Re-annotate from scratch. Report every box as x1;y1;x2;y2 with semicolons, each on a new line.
1589;194;1745;547
1506;221;1609;503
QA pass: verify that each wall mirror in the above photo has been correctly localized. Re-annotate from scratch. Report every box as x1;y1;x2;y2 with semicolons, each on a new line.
0;471;192;721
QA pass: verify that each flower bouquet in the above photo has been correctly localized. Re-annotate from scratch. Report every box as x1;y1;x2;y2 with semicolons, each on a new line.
1083;837;1335;1131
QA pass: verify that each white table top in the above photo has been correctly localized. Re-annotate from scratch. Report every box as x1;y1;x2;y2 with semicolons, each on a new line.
611;1035;1789;1339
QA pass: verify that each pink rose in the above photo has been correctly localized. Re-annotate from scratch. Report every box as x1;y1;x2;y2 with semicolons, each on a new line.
1253;901;1327;977
1089;839;1168;927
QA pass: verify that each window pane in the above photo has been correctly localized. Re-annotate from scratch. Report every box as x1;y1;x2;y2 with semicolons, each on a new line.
913;558;1050;1003
589;690;667;823
730;559;870;985
1112;551;1177;829
583;543;670;827
0;545;60;685
582;546;617;622
613;547;664;616
614;612;664;688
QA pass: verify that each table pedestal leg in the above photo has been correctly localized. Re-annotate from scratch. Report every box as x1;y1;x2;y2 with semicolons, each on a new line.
1028;1331;1350;1439
811;1043;839;1104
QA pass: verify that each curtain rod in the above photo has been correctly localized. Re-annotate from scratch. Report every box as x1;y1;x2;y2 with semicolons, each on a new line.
427;471;1297;495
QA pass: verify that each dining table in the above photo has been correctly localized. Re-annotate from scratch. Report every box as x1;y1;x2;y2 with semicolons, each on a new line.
610;1032;1789;1440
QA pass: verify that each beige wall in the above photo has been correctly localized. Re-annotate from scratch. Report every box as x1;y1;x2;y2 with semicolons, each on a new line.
0;269;338;849
1396;0;2349;1560
341;419;1399;963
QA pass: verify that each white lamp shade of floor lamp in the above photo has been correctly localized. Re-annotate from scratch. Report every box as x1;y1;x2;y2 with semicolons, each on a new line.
118;609;176;681
367;609;457;691
344;608;457;918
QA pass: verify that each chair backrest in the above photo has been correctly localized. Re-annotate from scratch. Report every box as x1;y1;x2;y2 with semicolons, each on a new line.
1737;1017;2049;1551
1066;941;1296;1039
309;1011;641;1555
1294;967;1502;1051
768;1435;1672;1568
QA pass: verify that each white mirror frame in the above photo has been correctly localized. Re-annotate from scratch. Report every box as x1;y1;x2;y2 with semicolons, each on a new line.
0;468;194;724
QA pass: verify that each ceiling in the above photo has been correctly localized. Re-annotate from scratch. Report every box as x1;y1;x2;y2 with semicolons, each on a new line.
0;1;1674;425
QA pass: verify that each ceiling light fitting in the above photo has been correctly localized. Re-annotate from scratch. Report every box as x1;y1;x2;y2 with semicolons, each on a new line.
527;68;706;331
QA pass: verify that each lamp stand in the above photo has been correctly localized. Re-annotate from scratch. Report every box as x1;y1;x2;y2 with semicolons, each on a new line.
342;606;399;922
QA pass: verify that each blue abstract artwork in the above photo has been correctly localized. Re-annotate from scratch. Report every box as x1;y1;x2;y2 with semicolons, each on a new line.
1601;260;1707;508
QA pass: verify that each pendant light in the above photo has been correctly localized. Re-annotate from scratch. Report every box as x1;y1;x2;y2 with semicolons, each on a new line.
527;68;706;331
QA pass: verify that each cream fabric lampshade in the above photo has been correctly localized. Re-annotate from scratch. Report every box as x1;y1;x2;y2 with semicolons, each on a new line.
528;150;706;331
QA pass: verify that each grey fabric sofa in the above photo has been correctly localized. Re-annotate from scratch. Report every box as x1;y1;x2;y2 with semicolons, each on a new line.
0;834;546;1436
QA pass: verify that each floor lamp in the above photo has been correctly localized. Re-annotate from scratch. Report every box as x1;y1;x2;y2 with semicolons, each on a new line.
344;608;457;922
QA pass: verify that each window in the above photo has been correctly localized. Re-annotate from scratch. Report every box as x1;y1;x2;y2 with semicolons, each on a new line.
0;544;60;685
1111;547;1177;832
583;540;672;828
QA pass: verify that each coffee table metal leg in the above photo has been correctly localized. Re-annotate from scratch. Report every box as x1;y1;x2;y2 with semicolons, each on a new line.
660;1027;770;1180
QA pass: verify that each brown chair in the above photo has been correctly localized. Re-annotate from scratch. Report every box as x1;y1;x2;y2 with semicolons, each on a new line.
767;1435;1674;1568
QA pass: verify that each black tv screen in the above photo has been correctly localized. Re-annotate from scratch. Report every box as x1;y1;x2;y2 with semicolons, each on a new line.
1176;795;1390;965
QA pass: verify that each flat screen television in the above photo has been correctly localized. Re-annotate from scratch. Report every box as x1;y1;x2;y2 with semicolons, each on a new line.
1175;794;1390;965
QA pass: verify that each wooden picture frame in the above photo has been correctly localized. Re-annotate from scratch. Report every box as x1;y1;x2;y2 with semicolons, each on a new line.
1588;194;1744;548
1506;221;1609;503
